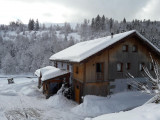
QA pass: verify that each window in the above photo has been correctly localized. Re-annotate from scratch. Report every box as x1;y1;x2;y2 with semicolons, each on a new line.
149;62;154;71
61;63;63;68
45;84;48;90
122;45;128;52
132;45;138;52
54;62;57;68
139;63;145;71
76;85;79;89
127;84;132;90
126;63;131;70
67;65;70;71
96;63;103;73
117;63;123;72
96;63;104;81
76;66;79;74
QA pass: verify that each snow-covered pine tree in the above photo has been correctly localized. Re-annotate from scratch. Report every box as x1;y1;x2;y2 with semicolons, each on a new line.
28;19;35;31
91;18;95;31
35;19;39;31
95;15;101;31
123;18;126;23
109;18;113;32
101;15;106;31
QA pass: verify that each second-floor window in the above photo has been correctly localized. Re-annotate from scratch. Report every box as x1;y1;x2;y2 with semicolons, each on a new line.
96;63;103;73
122;45;128;52
132;45;138;52
76;66;79;74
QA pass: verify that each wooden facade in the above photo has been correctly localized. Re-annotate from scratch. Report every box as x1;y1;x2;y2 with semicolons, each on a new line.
51;32;160;103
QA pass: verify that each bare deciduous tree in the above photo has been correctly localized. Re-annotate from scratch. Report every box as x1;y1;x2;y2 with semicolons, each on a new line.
128;54;160;104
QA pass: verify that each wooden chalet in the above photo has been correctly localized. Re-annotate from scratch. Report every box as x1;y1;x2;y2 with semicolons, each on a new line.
48;30;160;103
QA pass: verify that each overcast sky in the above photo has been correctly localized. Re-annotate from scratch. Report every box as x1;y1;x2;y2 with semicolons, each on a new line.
0;0;160;24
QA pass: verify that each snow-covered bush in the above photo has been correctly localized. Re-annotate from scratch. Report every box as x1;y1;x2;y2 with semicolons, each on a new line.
57;84;73;99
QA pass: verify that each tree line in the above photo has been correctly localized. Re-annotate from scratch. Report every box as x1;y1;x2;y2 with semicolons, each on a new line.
28;19;40;31
0;16;160;74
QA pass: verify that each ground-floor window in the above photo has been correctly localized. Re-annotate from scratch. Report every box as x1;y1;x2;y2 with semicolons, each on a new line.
117;63;123;72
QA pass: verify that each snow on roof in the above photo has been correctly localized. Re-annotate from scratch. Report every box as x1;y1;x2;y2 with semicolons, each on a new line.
50;30;160;62
35;66;54;77
42;67;69;81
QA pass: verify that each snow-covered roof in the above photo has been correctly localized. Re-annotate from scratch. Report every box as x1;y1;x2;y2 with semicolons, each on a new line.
35;66;55;77
42;67;69;81
50;30;160;62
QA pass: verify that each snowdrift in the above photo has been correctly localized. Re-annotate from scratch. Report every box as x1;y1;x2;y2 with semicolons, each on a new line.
87;103;160;120
47;94;77;110
72;91;152;117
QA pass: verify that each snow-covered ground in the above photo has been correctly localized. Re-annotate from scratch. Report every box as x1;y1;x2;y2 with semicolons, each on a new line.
0;75;154;120
0;76;81;120
86;103;160;120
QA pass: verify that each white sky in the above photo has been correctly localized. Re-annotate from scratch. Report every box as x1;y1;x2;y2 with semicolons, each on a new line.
0;0;159;24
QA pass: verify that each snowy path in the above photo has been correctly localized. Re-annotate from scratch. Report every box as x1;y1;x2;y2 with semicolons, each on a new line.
0;77;84;120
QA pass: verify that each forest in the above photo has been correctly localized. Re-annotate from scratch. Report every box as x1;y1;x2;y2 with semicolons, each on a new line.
0;15;160;74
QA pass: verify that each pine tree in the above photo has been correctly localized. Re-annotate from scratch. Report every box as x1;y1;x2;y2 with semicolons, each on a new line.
109;18;113;32
28;19;31;30
95;15;101;31
35;19;39;31
101;15;106;30
28;19;35;31
91;18;95;29
123;18;126;23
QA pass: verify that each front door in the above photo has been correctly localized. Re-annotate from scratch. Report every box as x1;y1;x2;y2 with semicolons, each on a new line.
75;85;80;103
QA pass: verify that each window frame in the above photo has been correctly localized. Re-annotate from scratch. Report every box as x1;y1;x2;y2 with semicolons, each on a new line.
132;45;138;52
122;45;128;52
139;62;145;71
149;62;154;71
96;63;104;73
126;63;131;70
54;62;57;68
127;84;132;90
61;62;63;68
96;62;104;81
67;64;70;71
117;62;123;72
75;66;79;74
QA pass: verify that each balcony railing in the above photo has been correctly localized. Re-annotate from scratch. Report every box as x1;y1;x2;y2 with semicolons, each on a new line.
96;73;104;81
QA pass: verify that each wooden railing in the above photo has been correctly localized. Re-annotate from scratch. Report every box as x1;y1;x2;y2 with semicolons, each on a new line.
96;73;104;81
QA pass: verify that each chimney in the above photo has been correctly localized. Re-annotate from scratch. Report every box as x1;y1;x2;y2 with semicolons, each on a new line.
111;32;114;38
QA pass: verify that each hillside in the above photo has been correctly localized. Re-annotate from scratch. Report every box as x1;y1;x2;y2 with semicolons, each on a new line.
0;17;160;74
